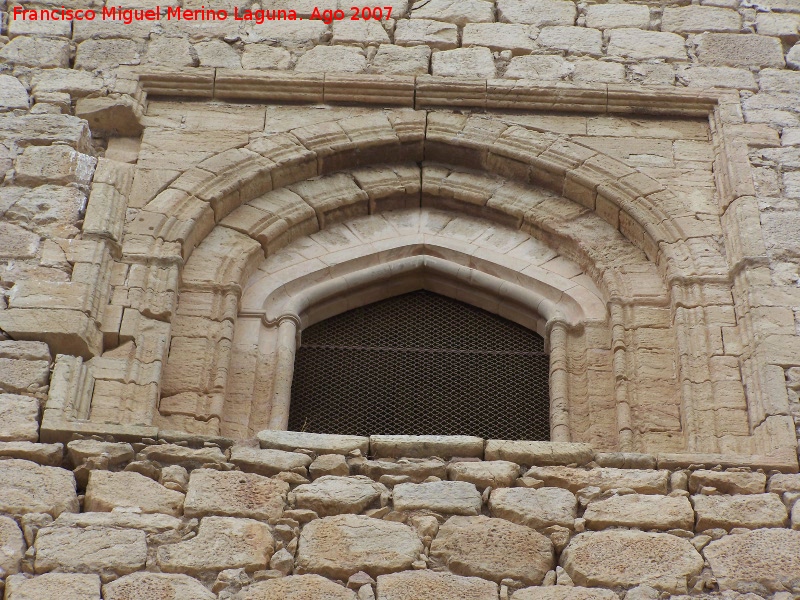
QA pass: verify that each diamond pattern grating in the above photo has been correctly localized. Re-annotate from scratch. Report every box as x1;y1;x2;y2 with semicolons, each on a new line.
289;290;550;440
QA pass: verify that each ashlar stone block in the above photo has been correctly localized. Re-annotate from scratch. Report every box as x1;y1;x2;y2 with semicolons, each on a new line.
4;573;102;600
295;514;422;579
0;394;40;442
583;494;694;530
157;516;274;575
561;530;704;593
0;459;78;517
184;468;289;520
84;470;185;516
377;570;498;600
430;515;553;585
393;480;482;515
234;575;357;599
606;28;687;61
585;4;650;30
661;6;742;33
498;0;576;26
696;33;786;68
102;573;215;600
693;493;788;530
489;487;577;529
0;515;25;575
291;476;385;517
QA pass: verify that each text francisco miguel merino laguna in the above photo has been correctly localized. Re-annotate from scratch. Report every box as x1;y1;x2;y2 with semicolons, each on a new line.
12;5;395;23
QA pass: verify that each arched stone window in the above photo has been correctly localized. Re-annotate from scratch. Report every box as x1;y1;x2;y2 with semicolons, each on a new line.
289;290;550;440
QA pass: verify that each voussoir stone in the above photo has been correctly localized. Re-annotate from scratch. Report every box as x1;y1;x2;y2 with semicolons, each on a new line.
0;515;26;575
370;435;484;459
512;586;619;600
157;516;274;575
489;487;577;529
584;494;695;530
4;573;102;600
102;573;215;600
447;460;520;490
296;514;422;579
229;445;313;476
393;481;482;515
561;530;704;593
693;493;788;530
377;570;498;600
525;466;669;494
291;476;386;517
430;515;553;585
234;575;357;599
34;526;147;579
704;528;800;592
258;430;369;455
0;459;78;517
184;468;288;521
85;470;185;516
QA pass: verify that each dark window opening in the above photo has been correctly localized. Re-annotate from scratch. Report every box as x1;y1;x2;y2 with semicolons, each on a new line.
289;290;550;440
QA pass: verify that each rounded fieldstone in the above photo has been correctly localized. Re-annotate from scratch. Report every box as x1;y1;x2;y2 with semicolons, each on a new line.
430;515;553;585
234;575;357;599
295;514;423;579
560;530;704;593
376;570;498;600
704;528;800;593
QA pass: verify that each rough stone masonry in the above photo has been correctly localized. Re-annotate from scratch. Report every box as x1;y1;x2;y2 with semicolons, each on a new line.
2;0;800;598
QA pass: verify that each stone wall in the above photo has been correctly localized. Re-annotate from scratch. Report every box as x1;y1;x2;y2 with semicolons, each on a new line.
2;0;800;596
1;432;800;599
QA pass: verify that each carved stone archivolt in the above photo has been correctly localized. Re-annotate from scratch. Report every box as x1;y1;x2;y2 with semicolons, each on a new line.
29;74;797;471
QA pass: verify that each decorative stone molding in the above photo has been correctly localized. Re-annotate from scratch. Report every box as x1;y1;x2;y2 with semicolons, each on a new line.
35;73;797;471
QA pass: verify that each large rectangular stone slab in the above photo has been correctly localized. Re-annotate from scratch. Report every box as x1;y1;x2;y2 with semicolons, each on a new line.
524;466;670;494
371;435;483;459
485;441;593;466
0;459;78;517
258;430;369;455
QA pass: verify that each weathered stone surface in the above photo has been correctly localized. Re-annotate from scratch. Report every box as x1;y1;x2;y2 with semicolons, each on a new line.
158;516;274;575
489;487;577;529
447;460;519;490
0;75;30;111
4;573;101;600
184;468;288;520
676;65;758;90
431;47;497;78
34;526;147;579
230;445;312;476
54;511;182;534
394;19;458;50
538;26;603;56
430;515;553;585
66;440;134;467
369;45;431;76
410;0;494;27
693;493;788;530
661;6;742;33
393;481;482;515
485;441;593;466
0;37;71;68
561;530;704;593
356;458;447;483
696;33;786;68
0;459;78;517
371;435;483;459
606;28;687;60
137;443;227;468
583;494;694;530
258;430;369;455
585;4;650;30
296;514;422;579
292;476;385;517
377;570;498;599
524;466;669;494
235;575;357;599
463;23;537;54
0;358;50;395
512;587;618;600
0;515;25;575
85;470;185;516
309;454;350;478
295;46;367;73
102;573;215;600
505;55;575;80
688;469;766;494
704;528;800;592
768;473;800;493
0;441;63;466
498;0;576;26
0;393;39;442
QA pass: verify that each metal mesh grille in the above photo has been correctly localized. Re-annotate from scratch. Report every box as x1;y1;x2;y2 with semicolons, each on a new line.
289;290;550;440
